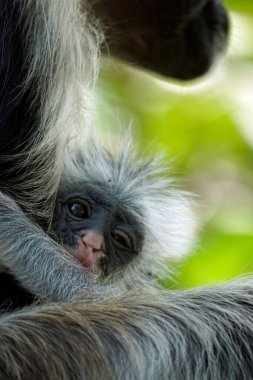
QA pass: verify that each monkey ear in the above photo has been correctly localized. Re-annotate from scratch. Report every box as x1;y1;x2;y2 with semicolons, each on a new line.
91;0;229;80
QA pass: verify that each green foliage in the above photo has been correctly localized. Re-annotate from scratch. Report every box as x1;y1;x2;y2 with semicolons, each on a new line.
225;0;253;13
97;1;253;289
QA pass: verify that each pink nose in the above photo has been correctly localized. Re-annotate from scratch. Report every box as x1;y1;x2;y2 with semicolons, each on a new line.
81;230;104;253
74;229;105;270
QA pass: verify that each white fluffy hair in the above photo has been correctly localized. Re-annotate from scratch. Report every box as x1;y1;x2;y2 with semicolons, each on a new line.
62;133;196;285
14;0;103;219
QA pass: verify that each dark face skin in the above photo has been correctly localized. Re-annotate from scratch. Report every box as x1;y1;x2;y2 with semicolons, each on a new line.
53;183;144;277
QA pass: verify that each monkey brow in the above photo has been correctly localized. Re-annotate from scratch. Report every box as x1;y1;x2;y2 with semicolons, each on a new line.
80;183;125;209
85;185;114;208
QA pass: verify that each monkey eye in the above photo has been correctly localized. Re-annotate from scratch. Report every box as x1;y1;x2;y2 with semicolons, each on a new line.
67;199;91;219
111;228;132;250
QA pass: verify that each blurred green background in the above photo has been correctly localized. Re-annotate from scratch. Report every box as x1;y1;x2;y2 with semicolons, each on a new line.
96;0;253;289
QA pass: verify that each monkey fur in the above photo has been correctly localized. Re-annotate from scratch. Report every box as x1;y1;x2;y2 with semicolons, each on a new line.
3;1;253;380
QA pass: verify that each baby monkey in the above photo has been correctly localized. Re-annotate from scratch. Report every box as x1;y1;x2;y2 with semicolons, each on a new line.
53;137;195;280
0;137;195;308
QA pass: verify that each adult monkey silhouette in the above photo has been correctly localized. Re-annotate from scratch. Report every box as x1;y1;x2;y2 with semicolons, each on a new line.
2;1;253;380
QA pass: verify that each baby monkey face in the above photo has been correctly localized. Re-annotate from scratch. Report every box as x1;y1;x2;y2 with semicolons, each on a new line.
53;183;144;276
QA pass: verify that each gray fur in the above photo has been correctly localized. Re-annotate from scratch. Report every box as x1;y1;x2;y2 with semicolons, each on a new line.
2;1;251;380
0;193;97;302
7;0;102;221
2;283;253;379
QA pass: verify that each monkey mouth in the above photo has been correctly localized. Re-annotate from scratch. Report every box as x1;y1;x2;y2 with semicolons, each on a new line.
76;245;106;272
65;240;107;274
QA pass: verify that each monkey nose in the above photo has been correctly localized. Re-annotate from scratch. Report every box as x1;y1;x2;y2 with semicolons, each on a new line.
81;230;104;253
75;229;105;272
74;229;105;270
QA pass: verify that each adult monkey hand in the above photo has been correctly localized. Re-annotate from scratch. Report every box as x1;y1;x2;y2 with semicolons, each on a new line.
91;0;229;80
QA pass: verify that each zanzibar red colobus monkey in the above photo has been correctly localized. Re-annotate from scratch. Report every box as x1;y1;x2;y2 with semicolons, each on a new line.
3;1;253;380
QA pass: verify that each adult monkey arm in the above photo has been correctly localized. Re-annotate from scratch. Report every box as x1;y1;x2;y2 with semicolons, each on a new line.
0;193;97;303
1;285;253;380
